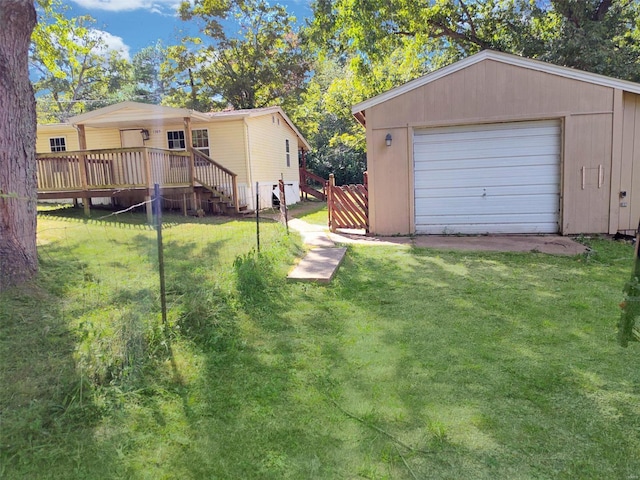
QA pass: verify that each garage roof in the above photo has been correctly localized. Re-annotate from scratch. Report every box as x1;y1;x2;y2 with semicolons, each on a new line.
352;50;640;125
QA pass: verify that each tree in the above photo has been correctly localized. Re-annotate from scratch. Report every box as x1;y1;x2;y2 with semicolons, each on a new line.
0;0;38;291
132;42;170;105
31;1;135;122
290;30;429;183
309;0;640;82
167;0;310;110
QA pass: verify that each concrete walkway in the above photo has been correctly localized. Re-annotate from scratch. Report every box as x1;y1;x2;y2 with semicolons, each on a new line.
287;219;346;283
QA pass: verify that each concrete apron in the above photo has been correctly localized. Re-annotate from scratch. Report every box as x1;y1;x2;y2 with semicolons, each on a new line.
329;231;588;256
286;219;588;283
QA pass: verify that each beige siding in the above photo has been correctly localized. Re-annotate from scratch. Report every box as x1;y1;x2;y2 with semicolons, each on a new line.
36;125;80;152
84;128;122;149
208;121;248;182
367;128;412;235
368;60;613;128
619;93;640;231
247;114;299;185
365;59;620;235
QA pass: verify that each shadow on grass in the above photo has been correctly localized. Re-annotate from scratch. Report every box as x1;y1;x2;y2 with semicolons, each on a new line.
38;204;244;230
320;242;640;478
0;247;121;479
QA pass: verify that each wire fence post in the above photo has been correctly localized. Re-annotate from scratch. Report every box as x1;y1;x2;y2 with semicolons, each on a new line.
154;183;167;326
255;181;260;254
279;174;289;235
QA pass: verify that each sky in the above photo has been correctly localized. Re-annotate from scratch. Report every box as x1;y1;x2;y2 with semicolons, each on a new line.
60;0;313;60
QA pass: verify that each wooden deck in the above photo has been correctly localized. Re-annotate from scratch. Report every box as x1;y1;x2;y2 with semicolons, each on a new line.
36;147;242;217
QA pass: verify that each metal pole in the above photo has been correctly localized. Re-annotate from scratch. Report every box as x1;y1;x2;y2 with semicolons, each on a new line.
256;181;260;253
154;183;167;326
280;173;289;235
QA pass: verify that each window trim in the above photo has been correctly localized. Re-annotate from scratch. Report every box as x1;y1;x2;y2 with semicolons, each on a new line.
191;128;210;167
167;130;186;150
285;139;290;167
49;136;67;152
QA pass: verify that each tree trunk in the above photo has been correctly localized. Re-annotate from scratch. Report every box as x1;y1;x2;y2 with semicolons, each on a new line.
0;0;38;291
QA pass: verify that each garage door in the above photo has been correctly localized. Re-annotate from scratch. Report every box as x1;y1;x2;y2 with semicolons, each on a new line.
414;120;561;234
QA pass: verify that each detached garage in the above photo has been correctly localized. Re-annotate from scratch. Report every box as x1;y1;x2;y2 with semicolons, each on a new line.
352;50;640;236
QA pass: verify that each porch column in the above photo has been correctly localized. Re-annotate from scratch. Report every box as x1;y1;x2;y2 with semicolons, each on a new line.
143;148;153;223
76;124;90;216
184;117;197;213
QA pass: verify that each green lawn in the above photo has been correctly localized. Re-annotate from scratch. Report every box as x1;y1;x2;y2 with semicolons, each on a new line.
1;206;639;479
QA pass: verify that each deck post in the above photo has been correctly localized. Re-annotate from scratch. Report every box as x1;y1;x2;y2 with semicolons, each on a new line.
232;174;240;213
76;125;91;216
142;147;154;223
184;117;197;213
145;195;152;224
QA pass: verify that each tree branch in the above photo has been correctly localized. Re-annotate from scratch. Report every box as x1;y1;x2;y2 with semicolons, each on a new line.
458;0;478;39
592;0;613;21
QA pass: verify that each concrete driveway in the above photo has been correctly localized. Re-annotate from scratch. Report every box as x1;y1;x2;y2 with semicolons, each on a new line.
329;230;588;255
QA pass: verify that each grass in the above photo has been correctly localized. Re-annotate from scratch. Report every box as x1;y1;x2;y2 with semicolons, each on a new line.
1;205;640;479
294;201;328;226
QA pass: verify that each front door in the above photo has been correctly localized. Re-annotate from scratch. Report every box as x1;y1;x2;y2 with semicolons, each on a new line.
120;129;145;148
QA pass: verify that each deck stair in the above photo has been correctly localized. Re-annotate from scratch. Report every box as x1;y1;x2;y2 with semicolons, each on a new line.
299;168;327;201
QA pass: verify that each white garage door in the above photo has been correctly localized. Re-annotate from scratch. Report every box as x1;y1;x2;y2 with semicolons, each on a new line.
414;120;561;234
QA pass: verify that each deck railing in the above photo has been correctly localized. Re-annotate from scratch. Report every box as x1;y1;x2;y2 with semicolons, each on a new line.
192;149;240;213
37;147;194;192
37;147;243;212
299;167;328;201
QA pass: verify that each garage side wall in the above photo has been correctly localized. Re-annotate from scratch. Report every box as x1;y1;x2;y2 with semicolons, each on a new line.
365;59;616;235
367;127;412;235
618;92;640;232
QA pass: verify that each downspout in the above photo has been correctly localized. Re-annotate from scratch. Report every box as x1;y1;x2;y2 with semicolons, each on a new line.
243;117;255;209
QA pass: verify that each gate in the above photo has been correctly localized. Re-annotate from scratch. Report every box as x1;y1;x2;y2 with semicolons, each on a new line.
327;172;369;233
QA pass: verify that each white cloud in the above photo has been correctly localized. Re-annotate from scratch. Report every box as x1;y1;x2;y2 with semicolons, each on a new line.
70;0;178;13
89;29;131;61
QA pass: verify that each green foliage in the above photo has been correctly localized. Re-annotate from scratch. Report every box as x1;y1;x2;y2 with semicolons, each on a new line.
31;1;128;121
309;0;640;81
31;2;172;122
618;249;640;347
166;0;311;110
619;276;640;347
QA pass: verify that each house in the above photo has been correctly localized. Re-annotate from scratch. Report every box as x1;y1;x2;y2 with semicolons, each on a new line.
36;101;311;215
352;50;640;236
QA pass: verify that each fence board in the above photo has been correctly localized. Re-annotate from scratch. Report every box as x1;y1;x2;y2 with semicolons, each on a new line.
327;173;369;232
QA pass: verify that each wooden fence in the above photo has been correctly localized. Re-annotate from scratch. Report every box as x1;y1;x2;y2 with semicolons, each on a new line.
327;172;368;233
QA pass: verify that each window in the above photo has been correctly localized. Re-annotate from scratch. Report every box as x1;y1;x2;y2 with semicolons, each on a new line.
49;137;66;152
167;130;185;150
285;139;290;167
192;129;210;166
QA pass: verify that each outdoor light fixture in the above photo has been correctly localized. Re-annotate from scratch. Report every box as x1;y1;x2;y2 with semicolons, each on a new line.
141;129;150;141
385;133;392;147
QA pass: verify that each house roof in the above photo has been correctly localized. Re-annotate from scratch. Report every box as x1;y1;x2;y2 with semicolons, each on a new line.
207;106;311;151
68;101;211;128
63;101;311;150
352;50;640;124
